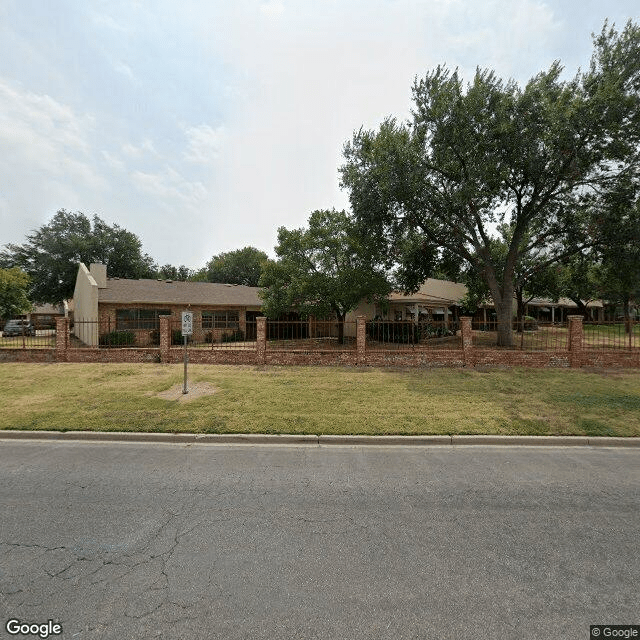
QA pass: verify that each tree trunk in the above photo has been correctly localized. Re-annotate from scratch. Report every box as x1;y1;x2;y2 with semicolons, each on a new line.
569;297;590;320
495;300;514;347
515;288;525;334
337;313;345;345
623;298;632;347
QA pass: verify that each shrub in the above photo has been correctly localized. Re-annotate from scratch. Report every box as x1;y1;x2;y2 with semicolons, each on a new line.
149;329;160;345
221;329;245;343
99;330;136;347
171;329;191;345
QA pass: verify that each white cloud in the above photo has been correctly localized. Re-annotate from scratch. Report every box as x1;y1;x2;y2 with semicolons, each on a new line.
182;124;226;164
112;60;136;82
260;0;285;16
121;138;157;158
101;150;126;172
131;167;209;209
0;79;105;193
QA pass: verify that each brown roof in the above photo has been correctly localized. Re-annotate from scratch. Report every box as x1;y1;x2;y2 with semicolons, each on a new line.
98;278;263;307
388;278;468;305
31;303;65;315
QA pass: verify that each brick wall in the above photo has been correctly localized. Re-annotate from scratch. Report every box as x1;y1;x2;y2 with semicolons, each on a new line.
2;315;640;369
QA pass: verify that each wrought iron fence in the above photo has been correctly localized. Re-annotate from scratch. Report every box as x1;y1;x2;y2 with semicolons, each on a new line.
366;320;462;350
169;319;257;350
583;321;639;350
72;319;158;348
0;325;56;349
471;319;569;351
266;320;357;351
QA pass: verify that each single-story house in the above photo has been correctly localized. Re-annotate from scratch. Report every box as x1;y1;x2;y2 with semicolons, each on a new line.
73;263;263;347
28;303;68;329
346;278;605;334
346;278;467;334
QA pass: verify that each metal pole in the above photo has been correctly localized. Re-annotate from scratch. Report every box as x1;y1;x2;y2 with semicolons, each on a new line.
183;334;188;394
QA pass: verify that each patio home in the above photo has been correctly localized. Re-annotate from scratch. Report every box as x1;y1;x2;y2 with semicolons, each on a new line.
72;263;263;347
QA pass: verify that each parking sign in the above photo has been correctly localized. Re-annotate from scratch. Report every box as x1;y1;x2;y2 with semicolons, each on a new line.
181;311;193;336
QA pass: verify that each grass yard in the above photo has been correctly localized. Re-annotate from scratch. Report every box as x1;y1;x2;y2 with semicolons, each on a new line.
1;363;639;437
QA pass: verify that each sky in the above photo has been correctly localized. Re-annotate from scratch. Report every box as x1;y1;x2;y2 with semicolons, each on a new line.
0;0;638;270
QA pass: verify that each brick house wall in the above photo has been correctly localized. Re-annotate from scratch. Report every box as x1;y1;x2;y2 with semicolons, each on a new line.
89;304;258;347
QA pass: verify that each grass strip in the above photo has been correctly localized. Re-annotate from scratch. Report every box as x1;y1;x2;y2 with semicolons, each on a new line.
0;363;638;437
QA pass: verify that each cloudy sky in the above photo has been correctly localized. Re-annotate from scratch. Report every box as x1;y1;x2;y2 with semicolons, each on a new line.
0;0;637;269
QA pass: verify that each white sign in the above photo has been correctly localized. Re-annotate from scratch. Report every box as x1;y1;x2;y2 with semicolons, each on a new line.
181;311;193;336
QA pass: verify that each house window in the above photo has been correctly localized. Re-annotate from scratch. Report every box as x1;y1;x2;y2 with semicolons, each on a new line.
202;310;239;329
116;309;171;330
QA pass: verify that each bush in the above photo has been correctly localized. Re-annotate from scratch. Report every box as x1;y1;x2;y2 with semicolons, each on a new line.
171;329;191;345
99;330;136;347
221;329;245;343
149;329;160;345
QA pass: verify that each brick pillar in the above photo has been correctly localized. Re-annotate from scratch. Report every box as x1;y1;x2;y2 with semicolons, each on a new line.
256;316;267;364
356;316;367;365
460;317;473;367
55;317;69;362
567;315;584;368
159;315;171;363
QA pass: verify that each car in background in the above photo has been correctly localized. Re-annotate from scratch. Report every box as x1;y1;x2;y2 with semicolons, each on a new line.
2;319;36;337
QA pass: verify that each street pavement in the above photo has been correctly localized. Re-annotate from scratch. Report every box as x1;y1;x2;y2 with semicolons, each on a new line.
0;441;638;640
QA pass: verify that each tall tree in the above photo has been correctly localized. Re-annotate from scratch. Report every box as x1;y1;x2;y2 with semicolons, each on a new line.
156;264;193;281
205;247;268;286
341;21;640;346
0;268;31;321
0;210;156;304
460;225;562;331
259;209;390;343
596;175;640;327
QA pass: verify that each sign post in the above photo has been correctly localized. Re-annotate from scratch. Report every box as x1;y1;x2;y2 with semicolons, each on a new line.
181;311;193;394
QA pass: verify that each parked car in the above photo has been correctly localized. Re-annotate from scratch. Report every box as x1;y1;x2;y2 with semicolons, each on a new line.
2;319;36;337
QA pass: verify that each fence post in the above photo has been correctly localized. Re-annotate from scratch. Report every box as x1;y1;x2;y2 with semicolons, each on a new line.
356;316;367;365
460;317;473;367
55;317;69;362
159;315;171;363
567;315;584;368
256;316;267;364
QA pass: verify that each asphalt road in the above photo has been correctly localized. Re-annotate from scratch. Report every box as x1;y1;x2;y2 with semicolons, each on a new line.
0;441;638;640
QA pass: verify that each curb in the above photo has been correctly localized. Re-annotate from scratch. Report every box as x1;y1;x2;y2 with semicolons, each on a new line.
0;431;638;448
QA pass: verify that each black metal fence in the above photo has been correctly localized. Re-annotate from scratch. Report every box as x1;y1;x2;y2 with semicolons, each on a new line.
72;319;156;348
0;326;56;349
583;321;639;350
266;320;357;351
169;319;257;350
366;320;462;350
471;319;569;351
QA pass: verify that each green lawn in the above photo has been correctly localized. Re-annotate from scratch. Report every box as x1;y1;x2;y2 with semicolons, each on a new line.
0;363;639;437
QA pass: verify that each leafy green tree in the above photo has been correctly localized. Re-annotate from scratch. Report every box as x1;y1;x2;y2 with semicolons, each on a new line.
156;264;193;281
556;254;602;319
259;209;391;343
341;21;640;346
0;210;156;304
205;247;268;286
460;225;562;331
595;176;640;326
0;268;31;321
